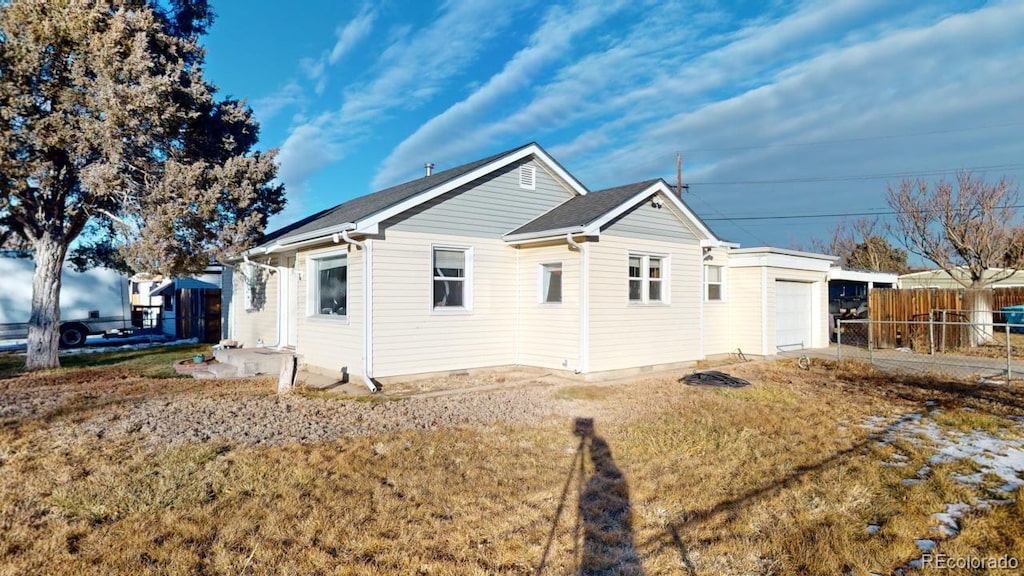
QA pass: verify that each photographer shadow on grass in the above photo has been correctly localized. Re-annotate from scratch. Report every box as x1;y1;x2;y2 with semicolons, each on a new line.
536;417;643;575
577;425;643;576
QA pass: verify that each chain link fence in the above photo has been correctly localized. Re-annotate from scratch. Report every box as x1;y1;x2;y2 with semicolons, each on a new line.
835;316;1024;382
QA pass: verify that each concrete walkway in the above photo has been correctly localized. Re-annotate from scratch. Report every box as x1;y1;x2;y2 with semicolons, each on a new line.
798;345;1024;382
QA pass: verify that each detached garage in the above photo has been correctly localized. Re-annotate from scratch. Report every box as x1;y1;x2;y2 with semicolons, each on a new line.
723;248;836;357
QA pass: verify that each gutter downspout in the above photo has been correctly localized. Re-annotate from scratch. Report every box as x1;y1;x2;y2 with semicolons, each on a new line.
566;232;582;250
361;239;377;392
570;233;589;374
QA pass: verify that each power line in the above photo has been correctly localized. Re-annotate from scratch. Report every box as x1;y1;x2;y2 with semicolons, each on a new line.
704;204;1024;222
688;163;1024;186
679;121;1024;154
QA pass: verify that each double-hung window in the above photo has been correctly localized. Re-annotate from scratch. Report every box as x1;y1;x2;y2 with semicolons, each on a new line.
705;264;723;301
628;254;666;303
312;254;348;316
540;262;562;303
433;247;470;309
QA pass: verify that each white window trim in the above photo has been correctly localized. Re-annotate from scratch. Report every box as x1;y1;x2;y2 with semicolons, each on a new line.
705;264;725;302
538;261;563;305
627;253;670;305
431;244;474;314
306;248;350;322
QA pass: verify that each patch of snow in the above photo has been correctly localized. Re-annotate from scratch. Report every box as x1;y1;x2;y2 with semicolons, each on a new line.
915;539;936;552
867;524;881;535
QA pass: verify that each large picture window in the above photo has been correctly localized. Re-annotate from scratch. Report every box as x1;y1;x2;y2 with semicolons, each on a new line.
314;254;348;316
629;253;668;304
433;247;469;309
540;262;562;303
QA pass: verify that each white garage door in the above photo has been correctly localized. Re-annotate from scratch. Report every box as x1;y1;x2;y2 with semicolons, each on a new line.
776;281;813;350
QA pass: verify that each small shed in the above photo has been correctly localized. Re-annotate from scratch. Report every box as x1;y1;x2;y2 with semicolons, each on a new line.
130;266;227;343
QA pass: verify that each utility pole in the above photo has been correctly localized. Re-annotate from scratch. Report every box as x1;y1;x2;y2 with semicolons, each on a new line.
675;153;689;197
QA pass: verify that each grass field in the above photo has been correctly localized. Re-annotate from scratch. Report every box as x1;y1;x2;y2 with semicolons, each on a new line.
1;347;1022;575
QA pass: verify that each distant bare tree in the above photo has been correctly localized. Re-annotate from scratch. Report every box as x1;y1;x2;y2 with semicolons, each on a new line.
887;171;1023;343
810;217;909;273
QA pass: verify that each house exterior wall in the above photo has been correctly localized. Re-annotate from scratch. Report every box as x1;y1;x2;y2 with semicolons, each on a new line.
516;242;580;370
294;243;364;379
370;230;517;377
384;158;573;237
586;235;702;372
701;246;733;356
601;200;699;242
231;262;279;348
724;266;764;356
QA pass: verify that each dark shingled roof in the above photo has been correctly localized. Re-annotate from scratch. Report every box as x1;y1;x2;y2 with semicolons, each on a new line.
259;142;535;247
507;179;661;236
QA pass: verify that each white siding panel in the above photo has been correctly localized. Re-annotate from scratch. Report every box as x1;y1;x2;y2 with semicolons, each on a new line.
702;247;732;356
372;231;516;377
586;236;702;372
383;159;574;237
725;267;764;356
295;243;364;378
231;264;278;348
517;242;580;370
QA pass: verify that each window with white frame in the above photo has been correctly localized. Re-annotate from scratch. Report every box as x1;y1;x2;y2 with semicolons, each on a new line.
629;254;667;303
705;264;723;301
433;247;469;309
540;262;562;303
312;254;348;316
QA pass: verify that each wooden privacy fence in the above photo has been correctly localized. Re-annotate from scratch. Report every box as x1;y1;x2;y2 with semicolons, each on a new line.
868;287;1024;349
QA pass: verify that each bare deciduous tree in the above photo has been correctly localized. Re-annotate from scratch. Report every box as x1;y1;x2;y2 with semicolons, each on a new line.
887;171;1023;343
810;217;909;273
0;0;285;369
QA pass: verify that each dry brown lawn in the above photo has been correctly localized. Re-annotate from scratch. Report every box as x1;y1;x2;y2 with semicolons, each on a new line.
1;347;1023;575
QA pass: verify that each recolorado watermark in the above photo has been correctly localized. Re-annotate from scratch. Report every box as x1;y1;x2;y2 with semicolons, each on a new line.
922;553;1019;570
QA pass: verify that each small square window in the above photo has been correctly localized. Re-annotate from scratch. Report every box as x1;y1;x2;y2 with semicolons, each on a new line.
541;263;562;303
706;265;723;301
434;247;468;308
629;254;669;304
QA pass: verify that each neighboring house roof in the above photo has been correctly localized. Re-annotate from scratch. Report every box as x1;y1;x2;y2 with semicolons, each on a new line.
504;178;726;244
252;142;589;253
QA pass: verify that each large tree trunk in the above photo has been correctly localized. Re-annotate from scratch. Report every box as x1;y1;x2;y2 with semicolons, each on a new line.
964;286;994;347
25;235;68;370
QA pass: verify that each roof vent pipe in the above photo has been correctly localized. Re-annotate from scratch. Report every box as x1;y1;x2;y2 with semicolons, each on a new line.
424;162;434;177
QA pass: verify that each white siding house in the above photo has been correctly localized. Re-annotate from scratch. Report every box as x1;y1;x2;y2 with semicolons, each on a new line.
225;143;836;387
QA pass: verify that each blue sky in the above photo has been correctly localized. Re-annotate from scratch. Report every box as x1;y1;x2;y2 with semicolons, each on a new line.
201;0;1024;250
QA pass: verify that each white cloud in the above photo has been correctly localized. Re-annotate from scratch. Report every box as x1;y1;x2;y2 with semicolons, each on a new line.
372;0;630;187
251;80;305;123
329;5;376;65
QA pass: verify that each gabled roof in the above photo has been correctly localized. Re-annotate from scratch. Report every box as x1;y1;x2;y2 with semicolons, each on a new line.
260;143;534;247
252;142;590;253
507;179;660;237
504;178;725;244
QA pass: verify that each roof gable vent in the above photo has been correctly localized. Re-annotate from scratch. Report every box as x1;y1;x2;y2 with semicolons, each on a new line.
519;165;536;190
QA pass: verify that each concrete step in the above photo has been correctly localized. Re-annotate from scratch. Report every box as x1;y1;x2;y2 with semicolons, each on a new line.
213;347;298;377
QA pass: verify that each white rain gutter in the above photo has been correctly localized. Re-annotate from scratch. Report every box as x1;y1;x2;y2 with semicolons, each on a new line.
566;232;582;250
243;254;277;273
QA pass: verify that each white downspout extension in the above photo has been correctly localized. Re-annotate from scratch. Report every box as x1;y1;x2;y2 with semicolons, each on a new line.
576;237;589;374
761;266;769;356
699;254;705;361
361;239;377;392
514;247;520;366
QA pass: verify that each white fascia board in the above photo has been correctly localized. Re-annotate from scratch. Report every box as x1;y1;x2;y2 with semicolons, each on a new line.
656;182;722;242
274;222;356;247
503;226;586;244
355;144;588;235
729;251;833;273
700;239;740;248
828;267;899;284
